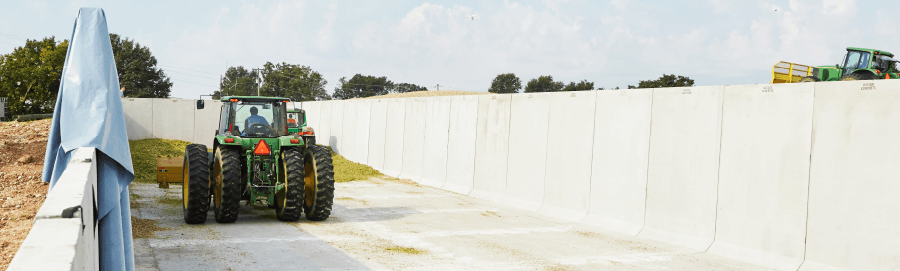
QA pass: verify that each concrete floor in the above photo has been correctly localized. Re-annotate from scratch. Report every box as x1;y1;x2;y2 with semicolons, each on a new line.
131;178;775;271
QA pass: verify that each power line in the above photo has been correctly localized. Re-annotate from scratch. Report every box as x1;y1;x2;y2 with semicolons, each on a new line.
165;69;218;80
158;65;220;75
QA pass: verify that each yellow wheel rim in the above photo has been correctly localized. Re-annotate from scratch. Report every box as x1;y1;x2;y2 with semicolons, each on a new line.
183;157;189;208
304;152;316;207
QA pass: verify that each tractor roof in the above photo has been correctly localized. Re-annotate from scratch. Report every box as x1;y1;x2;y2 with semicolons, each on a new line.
847;47;894;57
220;96;291;102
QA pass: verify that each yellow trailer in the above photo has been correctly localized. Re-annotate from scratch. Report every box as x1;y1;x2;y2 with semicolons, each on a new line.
771;61;813;83
156;157;184;188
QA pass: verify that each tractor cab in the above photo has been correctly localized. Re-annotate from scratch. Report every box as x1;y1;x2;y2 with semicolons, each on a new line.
837;47;898;80
219;96;290;138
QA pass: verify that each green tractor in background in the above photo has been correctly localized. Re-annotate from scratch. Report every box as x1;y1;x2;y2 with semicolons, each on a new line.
799;47;900;82
286;108;316;146
181;96;334;224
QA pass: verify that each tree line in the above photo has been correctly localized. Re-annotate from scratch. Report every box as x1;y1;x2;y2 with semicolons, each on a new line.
1;34;697;119
488;73;695;94
0;34;172;118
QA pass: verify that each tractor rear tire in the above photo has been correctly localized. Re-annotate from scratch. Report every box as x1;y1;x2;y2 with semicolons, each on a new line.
183;144;210;224
840;73;875;81
213;147;241;223
302;145;335;221
799;76;820;82
276;147;304;221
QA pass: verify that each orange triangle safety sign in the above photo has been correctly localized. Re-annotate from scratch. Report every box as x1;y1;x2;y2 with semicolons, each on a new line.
254;140;271;155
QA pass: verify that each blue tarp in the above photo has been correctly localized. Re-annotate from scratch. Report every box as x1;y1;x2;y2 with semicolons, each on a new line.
41;8;135;271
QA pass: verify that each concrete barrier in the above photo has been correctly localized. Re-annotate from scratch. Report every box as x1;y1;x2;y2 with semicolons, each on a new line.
381;98;407;177
115;82;900;270
9;148;98;271
418;97;452;188
442;95;478;195
638;86;724;251
353;101;372;164
314;101;333;149
470;94;512;202
193;100;222;145
707;83;814;270
538;91;596;222
340;101;358;159
366;99;389;171
800;80;900;271
501;92;551;211
582;88;653;235
121;98;154;140
399;98;427;182
152;99;194;143
329;101;345;152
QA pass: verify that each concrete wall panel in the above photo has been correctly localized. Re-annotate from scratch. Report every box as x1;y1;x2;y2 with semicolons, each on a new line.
121;98;153;140
638;86;724;251
340;101;358;159
419;97;452;188
538;91;596;221
442;96;478;195
501;93;551;211
193;100;222;145
800;80;900;271
152;99;194;143
399;98;427;182
707;83;814;271
470;94;512;202
353;101;372;164
329;101;344;152
367;100;389;171
583;89;653;235
382;98;406;177
314;102;333;149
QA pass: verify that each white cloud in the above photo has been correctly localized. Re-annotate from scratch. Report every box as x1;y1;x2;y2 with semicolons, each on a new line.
610;0;628;10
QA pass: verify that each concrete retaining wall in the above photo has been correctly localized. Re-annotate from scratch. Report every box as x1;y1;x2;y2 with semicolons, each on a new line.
9;148;98;271
116;81;900;271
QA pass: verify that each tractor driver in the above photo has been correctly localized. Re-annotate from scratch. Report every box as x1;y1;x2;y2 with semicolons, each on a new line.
243;106;270;136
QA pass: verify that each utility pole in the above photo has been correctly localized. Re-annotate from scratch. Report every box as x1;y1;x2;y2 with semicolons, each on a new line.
434;84;440;91
252;68;263;96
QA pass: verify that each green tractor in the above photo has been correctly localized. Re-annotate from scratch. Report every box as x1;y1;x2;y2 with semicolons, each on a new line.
181;96;334;224
286;108;316;146
799;47;900;82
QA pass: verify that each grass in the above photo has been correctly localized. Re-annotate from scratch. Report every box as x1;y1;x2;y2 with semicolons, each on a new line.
385;246;424;254
128;139;384;185
130;139;193;184
157;196;182;205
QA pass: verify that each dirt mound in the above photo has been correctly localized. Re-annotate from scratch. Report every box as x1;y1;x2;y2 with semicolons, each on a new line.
354;90;490;100
0;119;51;270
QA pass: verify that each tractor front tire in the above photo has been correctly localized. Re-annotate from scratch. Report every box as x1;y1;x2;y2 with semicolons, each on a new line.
213;147;241;223
840;73;874;81
276;147;304;221
302;144;335;221
799;76;820;82
183;144;210;224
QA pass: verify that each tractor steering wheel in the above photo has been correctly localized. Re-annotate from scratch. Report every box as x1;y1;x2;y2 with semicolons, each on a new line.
247;123;270;136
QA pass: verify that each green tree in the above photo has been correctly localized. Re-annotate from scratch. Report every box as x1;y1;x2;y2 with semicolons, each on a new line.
214;63;330;101
561;79;597;92
259;62;330;101
216;66;258;98
488;73;522;93
109;33;172;98
627;74;695;89
0;37;68;117
524;75;564;93
332;74;426;99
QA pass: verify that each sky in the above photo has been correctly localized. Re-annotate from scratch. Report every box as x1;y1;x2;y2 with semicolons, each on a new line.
1;0;897;99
